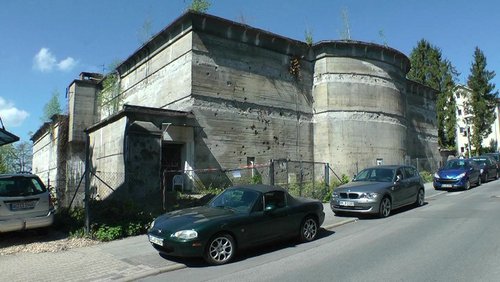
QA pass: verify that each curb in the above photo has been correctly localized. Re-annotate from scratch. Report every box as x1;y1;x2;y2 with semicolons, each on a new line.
322;218;358;230
120;263;187;282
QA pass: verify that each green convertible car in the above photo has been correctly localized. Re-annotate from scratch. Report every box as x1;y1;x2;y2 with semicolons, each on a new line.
148;184;325;265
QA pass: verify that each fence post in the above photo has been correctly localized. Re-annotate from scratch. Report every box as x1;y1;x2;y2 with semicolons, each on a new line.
325;163;330;189
84;132;91;235
269;159;274;186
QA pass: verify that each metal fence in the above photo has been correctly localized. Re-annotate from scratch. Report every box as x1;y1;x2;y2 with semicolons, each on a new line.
405;157;441;173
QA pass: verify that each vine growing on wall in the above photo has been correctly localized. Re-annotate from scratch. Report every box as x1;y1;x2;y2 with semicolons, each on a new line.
97;73;123;116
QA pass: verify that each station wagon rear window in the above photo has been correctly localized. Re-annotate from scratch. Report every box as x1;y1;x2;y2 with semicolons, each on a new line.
0;177;47;197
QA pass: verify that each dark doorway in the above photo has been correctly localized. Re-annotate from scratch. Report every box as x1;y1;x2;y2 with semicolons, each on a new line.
161;143;183;191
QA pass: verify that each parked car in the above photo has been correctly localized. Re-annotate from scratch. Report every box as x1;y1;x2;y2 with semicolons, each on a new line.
147;184;325;265
471;156;499;182
484;152;500;164
0;173;55;233
433;158;481;190
330;165;425;218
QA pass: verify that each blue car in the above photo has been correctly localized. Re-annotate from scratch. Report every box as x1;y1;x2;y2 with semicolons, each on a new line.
433;159;481;190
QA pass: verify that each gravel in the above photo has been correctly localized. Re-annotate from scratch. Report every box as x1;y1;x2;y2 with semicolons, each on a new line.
0;229;99;256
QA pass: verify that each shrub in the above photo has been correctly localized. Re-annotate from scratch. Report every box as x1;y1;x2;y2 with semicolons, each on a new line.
420;171;434;183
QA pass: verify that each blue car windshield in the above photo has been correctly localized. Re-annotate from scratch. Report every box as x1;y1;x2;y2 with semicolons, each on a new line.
208;188;260;213
354;168;395;182
444;160;468;169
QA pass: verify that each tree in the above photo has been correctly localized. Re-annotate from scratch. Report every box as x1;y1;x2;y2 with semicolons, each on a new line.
42;90;62;122
467;47;498;154
0;142;32;173
186;0;211;13
0;148;8;173
408;39;459;150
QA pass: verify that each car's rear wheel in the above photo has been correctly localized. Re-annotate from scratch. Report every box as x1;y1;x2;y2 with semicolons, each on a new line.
378;197;391;218
415;188;425;207
300;216;318;242
204;233;235;265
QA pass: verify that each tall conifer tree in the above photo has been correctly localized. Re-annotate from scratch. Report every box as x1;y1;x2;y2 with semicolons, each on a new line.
408;39;458;150
467;47;498;154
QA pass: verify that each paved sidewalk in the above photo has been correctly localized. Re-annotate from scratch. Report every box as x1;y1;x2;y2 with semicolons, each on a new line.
0;183;436;281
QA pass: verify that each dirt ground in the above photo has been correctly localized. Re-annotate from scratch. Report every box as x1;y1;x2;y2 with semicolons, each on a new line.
0;229;99;256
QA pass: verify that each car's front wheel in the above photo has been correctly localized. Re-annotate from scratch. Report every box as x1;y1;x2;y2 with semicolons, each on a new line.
465;179;471;190
300;216;318;242
204;233;235;265
378;197;391;218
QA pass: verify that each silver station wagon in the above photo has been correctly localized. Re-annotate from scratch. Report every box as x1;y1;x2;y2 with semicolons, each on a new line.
0;174;54;233
330;165;425;218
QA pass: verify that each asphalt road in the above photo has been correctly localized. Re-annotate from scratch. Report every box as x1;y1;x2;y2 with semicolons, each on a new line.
141;180;500;282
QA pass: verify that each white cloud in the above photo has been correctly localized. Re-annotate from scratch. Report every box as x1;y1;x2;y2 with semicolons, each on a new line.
0;97;29;127
33;48;78;72
33;48;56;72
57;57;77;71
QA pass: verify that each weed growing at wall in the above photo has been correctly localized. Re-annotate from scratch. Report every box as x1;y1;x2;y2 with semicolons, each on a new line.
419;171;434;183
97;74;122;116
53;198;155;242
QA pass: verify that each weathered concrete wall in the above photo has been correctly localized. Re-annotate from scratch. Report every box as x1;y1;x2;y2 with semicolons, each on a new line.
126;121;162;199
312;41;410;176
31;118;68;205
191;31;314;174
68;80;98;143
88;117;126;200
406;81;439;163
119;33;194;113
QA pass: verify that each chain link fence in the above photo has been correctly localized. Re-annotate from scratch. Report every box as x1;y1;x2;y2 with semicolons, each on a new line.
405;157;441;173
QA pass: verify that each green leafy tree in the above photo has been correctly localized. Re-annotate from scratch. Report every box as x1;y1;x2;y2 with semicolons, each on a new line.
42;90;62;122
186;0;211;13
407;39;458;150
0;142;32;173
467;47;498;154
0;148;8;173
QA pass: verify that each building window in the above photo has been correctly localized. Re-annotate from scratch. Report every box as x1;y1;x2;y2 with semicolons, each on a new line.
460;147;465;153
459;127;464;133
457;108;462;116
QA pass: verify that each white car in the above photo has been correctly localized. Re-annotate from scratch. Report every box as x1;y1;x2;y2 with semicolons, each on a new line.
0;174;54;233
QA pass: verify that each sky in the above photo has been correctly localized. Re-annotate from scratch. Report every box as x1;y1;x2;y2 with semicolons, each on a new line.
1;0;499;142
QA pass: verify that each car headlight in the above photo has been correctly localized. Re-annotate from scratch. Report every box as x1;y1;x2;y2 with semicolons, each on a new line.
359;192;379;199
457;172;466;179
434;172;439;179
149;220;155;229
332;192;339;199
171;230;198;240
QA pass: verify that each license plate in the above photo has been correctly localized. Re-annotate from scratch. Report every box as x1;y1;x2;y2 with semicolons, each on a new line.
339;201;354;207
10;201;37;211
149;235;164;246
442;184;452;188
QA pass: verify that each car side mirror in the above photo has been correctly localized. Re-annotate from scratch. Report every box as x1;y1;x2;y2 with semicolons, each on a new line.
395;175;402;182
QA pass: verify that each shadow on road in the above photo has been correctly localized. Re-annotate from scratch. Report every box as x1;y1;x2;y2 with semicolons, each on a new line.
333;202;430;220
159;228;335;267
